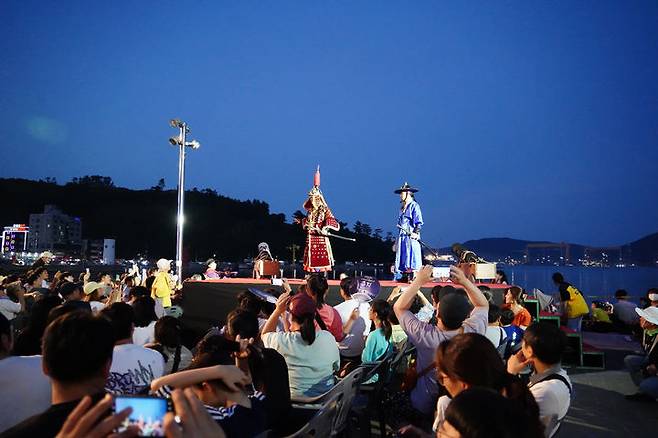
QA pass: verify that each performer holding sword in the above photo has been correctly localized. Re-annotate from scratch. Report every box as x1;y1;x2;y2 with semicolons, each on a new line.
394;182;424;281
297;166;354;272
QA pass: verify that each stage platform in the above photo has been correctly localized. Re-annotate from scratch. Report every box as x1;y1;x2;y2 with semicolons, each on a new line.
179;278;509;335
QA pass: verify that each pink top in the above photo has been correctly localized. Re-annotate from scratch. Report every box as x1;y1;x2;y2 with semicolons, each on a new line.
316;303;345;342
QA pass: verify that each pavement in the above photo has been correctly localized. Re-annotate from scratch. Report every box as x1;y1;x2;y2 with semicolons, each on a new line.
561;370;658;437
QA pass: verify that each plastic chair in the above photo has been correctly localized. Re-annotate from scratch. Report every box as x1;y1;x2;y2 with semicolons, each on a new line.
291;367;366;436
284;393;342;438
355;349;396;437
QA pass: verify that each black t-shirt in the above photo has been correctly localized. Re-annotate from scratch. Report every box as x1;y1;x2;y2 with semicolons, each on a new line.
557;282;571;302
206;392;267;438
0;393;106;438
250;347;291;429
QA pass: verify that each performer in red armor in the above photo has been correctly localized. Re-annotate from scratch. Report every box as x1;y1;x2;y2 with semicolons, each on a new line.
300;167;340;272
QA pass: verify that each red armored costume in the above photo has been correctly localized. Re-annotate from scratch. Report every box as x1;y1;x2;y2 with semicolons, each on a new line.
302;168;340;272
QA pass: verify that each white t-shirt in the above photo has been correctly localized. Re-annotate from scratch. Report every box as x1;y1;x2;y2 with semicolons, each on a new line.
132;321;156;346
0;355;51;431
334;299;371;358
105;343;164;394
484;325;507;347
433;395;451;432
262;330;340;398
528;367;572;437
0;296;21;320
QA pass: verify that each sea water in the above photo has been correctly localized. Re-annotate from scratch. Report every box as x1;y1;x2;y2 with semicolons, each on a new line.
500;265;658;301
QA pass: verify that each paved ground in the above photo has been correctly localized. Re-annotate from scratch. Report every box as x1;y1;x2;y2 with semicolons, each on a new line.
561;370;658;437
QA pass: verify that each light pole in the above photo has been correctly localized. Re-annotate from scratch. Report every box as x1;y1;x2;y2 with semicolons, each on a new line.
169;119;201;285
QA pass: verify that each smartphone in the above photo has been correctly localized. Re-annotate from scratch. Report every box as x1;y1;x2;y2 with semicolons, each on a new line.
86;268;90;274
271;278;283;286
432;267;450;279
114;395;169;437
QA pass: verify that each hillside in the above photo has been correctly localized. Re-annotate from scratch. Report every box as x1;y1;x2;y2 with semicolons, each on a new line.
0;177;392;262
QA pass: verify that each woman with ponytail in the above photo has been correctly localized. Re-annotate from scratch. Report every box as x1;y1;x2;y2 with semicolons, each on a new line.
262;290;340;398
361;299;394;383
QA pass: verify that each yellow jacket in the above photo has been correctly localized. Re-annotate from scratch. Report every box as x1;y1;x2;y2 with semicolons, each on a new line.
564;285;589;319
151;271;174;308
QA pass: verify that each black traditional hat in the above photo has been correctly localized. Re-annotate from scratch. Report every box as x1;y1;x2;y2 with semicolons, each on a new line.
394;182;419;194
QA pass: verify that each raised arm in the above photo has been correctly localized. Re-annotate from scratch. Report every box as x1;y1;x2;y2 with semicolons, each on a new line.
262;291;290;335
449;265;488;308
150;365;250;392
393;265;433;319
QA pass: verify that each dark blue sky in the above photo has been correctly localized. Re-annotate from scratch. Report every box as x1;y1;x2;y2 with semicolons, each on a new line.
2;1;657;248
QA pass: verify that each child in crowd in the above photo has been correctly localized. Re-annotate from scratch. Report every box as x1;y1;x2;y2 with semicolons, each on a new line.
484;304;508;354
501;308;524;360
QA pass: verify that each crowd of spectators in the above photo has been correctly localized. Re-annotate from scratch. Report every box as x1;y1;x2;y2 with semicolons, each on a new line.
0;254;656;438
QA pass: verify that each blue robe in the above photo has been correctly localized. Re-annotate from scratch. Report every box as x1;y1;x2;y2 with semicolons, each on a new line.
395;200;423;278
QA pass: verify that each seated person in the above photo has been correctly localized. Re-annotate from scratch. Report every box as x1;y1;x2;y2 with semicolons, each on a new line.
151;360;263;438
334;277;370;375
508;322;572;437
484;304;508;352
2;312;115;437
261;291;339;398
101;303;164;394
253;242;274;279
361;300;394;383
145;316;193;375
585;301;613;333
623;306;658;402
503;286;532;329
205;258;221;279
612;289;640;332
501;309;524;360
304;274;344;342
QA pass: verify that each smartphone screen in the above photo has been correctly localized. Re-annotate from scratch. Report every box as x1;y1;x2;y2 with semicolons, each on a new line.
271;278;283;286
114;396;168;437
432;267;450;278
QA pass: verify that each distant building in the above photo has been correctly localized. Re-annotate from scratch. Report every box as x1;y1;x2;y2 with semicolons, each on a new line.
27;205;82;254
1;224;29;254
82;238;116;264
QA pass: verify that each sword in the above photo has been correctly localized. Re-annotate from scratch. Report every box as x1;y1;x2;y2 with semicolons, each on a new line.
324;231;356;242
396;225;440;258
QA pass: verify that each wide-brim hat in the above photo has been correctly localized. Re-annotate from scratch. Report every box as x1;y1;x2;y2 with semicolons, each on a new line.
394;182;418;194
83;281;102;295
636;306;658;326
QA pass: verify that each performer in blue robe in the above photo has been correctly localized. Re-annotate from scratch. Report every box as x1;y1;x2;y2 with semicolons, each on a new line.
394;182;424;281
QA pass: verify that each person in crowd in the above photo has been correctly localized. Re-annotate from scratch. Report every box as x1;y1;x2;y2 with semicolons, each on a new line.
552;273;589;332
224;308;292;432
98;272;112;288
132;296;158;345
83;281;108;313
361;299;394;383
586;300;613;332
500;308;524;360
58;282;92;313
504;286;532;329
392;265;489;423
0;281;25;321
334;277;370;375
152;258;175;308
101;302;164;394
127;285;150;302
398;333;543;438
205;258;221;279
508;322;572;436
484;304;508;353
29;251;53;271
647;289;658;308
1;312;115;437
146;315;193;375
121;275;135;302
0;313;51;431
612;289;640;330
305;273;344;342
25;267;49;294
494;269;509;285
261;291;339;398
12;294;62;356
388;285;435;323
235;290;267;329
441;388;543;438
152;361;260;438
623;306;658;402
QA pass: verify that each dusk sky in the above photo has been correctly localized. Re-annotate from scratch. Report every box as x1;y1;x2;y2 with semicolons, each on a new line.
2;1;657;248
